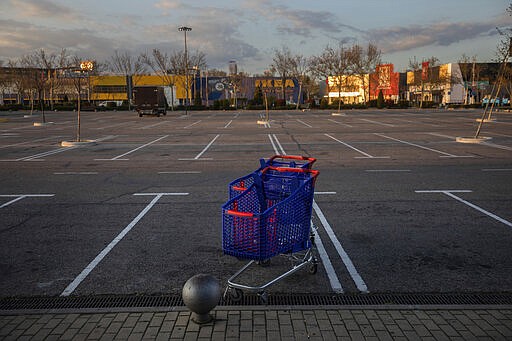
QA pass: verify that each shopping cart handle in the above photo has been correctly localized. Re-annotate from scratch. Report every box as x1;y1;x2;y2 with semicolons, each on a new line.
226;210;254;217
262;166;319;178
269;155;316;165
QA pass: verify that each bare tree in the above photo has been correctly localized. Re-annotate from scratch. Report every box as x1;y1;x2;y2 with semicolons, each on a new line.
141;48;206;110
109;50;146;109
309;44;350;112
20;51;52;122
348;43;381;104
290;54;308;109
270;46;297;103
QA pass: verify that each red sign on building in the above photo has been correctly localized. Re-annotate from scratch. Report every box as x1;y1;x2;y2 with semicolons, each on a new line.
370;64;399;100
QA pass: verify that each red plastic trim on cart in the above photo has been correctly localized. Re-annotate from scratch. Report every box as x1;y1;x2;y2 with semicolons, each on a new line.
268;155;316;167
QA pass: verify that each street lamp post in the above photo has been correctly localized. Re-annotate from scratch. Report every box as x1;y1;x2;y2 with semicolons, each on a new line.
77;60;93;142
178;26;192;115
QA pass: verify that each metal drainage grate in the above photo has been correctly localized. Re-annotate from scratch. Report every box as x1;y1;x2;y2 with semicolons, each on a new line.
1;293;512;311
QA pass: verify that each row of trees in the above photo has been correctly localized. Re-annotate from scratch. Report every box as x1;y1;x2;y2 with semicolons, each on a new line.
0;42;382;110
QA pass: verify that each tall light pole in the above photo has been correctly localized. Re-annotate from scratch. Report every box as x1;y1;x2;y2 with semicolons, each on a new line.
179;26;192;115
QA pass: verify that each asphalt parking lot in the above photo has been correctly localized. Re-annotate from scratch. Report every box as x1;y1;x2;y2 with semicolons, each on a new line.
1;108;511;298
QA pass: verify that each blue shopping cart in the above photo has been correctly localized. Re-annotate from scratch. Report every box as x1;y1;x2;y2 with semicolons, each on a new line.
222;165;319;303
228;155;316;200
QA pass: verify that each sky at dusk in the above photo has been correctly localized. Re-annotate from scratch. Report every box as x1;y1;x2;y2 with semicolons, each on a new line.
0;0;510;74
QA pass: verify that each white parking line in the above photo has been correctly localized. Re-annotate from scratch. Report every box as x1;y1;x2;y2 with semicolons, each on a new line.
54;172;99;175
179;134;220;160
312;201;369;293
141;121;167;130
0;136;62;149
365;169;411;172
375;133;472;158
183;120;202;129
325;133;389;159
16;145;80;161
61;192;189;296
0;194;55;208
428;132;512;152
269;134;367;293
359;118;395;127
312;220;344;293
96;135;168;161
223;120;233;128
415;190;512;228
158;171;201;174
94;122;132;130
296;119;312;128
327;119;353;128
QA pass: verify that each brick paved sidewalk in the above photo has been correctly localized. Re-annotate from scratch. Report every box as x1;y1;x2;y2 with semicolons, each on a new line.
1;307;512;340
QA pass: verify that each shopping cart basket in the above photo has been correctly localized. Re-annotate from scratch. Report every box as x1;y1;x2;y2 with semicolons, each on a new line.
222;166;319;303
228;155;316;200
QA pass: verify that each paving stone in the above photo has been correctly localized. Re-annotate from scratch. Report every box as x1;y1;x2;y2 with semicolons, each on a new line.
267;330;281;341
149;315;164;327
170;325;186;339
198;325;213;338
112;313;129;323
113;327;132;340
239;319;252;332
88;326;107;340
266;318;279;331
279;324;294;337
122;316;139;328
253;314;265;326
127;333;143;341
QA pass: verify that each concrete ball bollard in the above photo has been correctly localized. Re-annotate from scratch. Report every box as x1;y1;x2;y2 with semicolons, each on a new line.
182;274;221;324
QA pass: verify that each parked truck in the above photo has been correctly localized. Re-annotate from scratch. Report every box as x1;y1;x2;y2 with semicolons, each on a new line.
133;86;167;117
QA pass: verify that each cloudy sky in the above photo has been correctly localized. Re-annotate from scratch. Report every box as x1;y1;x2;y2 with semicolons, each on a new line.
0;0;510;74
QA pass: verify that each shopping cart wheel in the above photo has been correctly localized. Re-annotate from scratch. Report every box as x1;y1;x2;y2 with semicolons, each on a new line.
257;259;271;267
258;291;268;305
227;288;243;303
309;258;318;274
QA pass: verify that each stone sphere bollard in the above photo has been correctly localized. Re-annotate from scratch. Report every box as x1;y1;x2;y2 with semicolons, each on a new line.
182;274;221;324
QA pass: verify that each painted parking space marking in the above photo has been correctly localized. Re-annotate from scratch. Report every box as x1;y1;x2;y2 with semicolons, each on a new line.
223;120;233;128
296;119;313;128
269;134;367;293
0;135;116;162
0;136;62;149
481;141;512;152
54;172;99;175
61;192;189;296
268;134;285;155
312;201;369;293
428;132;512;152
178;134;220;160
327;119;353;128
14;145;80;161
141;121;167;130
158;171;201;174
0;194;55;208
482;168;512;172
95;135;168;161
359;118;395;127
375;133;473;158
325;133;389;159
94;122;132;130
312;220;344;293
365;169;411;172
415;190;512;228
183;120;202;129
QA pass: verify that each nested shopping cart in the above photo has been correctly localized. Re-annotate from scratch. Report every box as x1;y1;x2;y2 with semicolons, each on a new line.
228;155;316;200
222;165;319;303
